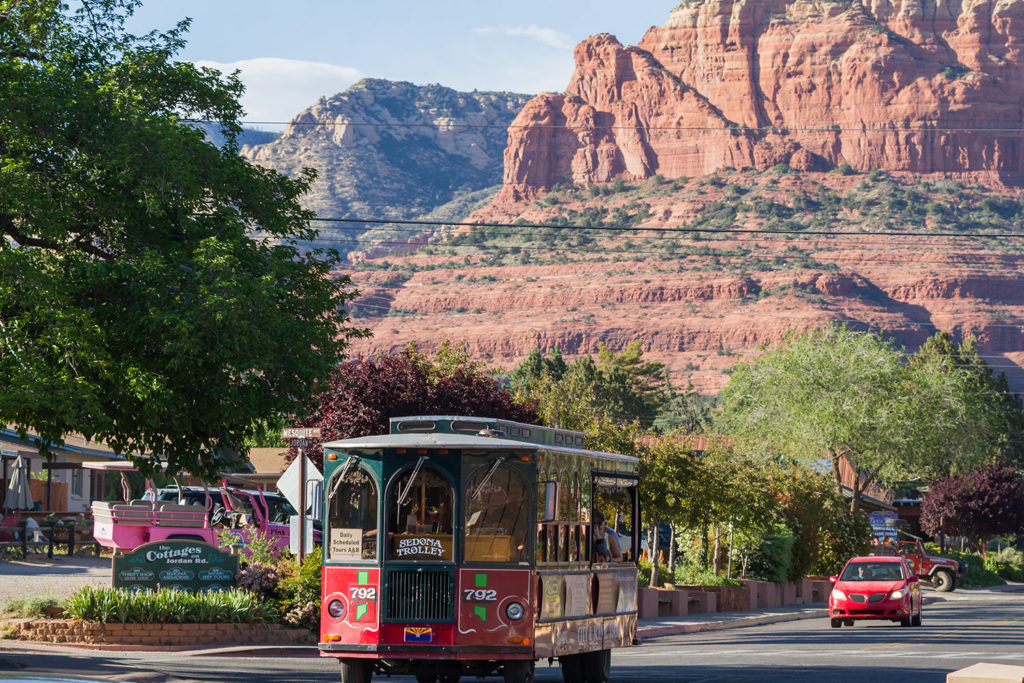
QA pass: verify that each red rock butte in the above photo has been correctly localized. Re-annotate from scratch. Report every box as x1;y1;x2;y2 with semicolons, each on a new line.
497;0;1024;203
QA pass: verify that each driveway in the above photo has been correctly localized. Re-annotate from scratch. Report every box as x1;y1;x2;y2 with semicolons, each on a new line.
0;556;110;606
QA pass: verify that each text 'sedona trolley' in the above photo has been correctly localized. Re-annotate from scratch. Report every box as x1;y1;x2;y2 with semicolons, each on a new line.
319;416;641;683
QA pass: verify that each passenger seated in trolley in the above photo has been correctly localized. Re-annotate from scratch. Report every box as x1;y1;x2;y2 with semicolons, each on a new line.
592;509;622;563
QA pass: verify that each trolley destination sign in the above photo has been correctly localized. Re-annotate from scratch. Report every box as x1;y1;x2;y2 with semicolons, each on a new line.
112;539;239;593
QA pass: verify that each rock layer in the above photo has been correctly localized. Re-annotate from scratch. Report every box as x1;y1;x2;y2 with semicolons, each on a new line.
497;0;1024;202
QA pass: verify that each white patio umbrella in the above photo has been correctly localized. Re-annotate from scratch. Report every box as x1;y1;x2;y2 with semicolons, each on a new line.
3;455;33;511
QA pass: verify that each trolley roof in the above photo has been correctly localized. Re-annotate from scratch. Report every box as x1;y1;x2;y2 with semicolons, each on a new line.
322;432;639;465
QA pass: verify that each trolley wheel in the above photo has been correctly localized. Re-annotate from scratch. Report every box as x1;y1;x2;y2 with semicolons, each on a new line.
582;649;611;683
503;660;535;683
559;654;585;683
339;658;371;683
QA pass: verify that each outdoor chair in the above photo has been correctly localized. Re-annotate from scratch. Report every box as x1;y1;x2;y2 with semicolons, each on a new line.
23;517;50;554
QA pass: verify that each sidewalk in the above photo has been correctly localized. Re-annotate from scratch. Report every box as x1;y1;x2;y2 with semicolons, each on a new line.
637;603;827;641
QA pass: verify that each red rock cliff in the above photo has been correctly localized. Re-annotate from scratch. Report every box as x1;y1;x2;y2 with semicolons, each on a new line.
497;0;1024;202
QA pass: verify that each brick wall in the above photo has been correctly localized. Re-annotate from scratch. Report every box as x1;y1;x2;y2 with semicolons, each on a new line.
13;620;315;646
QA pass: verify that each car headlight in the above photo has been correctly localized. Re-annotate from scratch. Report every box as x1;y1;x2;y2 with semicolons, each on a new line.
831;589;846;601
890;589;905;600
327;599;346;619
505;602;525;620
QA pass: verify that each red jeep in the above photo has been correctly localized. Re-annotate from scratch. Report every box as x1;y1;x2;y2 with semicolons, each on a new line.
873;536;964;592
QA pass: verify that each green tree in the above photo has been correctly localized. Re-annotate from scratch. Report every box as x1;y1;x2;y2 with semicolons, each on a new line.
913;332;1024;467
0;1;363;478
718;326;997;512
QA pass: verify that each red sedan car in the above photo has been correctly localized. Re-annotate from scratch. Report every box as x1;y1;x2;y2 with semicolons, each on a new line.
829;556;922;628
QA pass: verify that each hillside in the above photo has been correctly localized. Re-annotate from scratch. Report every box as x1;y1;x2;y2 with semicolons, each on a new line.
240;79;530;255
342;169;1024;394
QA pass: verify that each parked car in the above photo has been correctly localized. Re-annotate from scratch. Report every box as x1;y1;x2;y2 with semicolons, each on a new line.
829;556;923;628
871;533;965;592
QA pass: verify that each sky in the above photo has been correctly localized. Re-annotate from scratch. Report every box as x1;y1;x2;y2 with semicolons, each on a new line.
125;1;677;129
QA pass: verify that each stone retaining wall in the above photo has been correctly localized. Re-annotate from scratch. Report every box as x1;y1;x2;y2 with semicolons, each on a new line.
12;619;315;646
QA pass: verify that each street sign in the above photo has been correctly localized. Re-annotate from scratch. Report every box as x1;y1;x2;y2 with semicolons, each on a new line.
277;454;322;514
282;427;321;440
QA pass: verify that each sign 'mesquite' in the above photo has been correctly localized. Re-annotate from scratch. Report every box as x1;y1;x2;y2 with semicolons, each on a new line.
113;539;239;594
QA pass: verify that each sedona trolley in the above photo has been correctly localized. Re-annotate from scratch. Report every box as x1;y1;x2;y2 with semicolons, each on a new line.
319;416;641;683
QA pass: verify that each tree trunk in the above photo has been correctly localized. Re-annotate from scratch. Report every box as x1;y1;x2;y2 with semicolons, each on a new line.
667;525;677;577
712;523;722;575
850;471;862;515
650;520;660;587
701;518;709;570
726;524;735;580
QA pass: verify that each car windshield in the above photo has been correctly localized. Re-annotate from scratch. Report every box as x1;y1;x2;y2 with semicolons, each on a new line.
841;562;905;581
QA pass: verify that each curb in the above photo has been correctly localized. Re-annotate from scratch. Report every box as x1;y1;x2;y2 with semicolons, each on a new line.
637;609;828;641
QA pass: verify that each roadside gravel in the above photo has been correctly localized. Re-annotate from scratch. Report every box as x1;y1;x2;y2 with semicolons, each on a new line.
0;556;110;606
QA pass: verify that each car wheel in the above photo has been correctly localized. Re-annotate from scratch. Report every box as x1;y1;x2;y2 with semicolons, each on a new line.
912;607;923;627
933;569;955;592
900;615;912;627
844;620;854;627
831;618;842;628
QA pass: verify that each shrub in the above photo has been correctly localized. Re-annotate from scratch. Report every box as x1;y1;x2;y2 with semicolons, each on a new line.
1;596;59;619
747;527;794;584
673;565;741;587
62;587;274;624
638;558;673;587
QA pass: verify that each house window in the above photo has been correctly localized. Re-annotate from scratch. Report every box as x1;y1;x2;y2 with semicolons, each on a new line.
71;468;83;497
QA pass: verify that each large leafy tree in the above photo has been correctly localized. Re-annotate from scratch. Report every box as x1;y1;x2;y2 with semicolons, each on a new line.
291;343;537;469
718;326;998;512
913;332;1024;467
919;464;1024;549
0;1;363;478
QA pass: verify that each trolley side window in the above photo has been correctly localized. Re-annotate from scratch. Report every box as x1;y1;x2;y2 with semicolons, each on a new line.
464;464;530;564
387;465;454;561
326;465;379;561
592;474;640;564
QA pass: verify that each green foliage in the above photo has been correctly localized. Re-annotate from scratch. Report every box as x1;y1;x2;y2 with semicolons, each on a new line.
984;546;1024;581
913;333;1024;467
62;587;274;624
1;596;58;618
0;0;364;478
719;326;1001;509
672;565;742;587
746;527;795;584
638;557;674;588
929;550;1005;588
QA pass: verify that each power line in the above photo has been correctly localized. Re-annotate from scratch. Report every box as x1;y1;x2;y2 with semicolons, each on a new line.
309;216;1024;240
194;118;1024;135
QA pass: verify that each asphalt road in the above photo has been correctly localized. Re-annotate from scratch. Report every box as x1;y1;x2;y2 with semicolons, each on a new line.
2;590;1022;683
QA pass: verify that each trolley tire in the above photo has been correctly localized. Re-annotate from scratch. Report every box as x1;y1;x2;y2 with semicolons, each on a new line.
339;658;371;683
503;660;535;683
560;654;585;683
582;649;611;683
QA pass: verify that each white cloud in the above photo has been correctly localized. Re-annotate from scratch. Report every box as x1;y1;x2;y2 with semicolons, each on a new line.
194;58;361;128
472;24;574;50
